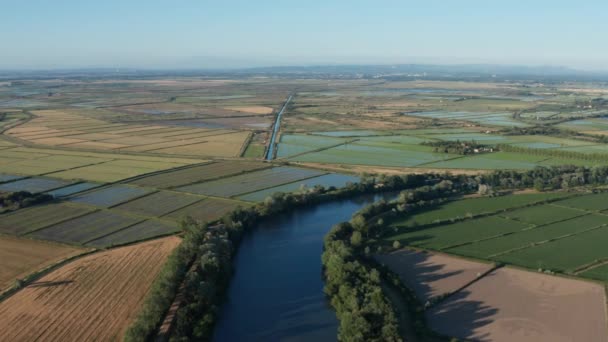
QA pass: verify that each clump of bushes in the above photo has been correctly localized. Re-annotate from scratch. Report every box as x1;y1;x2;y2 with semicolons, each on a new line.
0;191;52;211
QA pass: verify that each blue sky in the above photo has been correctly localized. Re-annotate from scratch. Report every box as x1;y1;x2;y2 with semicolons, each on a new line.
1;0;607;69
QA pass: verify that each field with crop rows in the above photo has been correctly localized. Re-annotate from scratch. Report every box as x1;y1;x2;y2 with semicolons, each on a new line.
0;203;94;235
390;216;531;250
128;161;268;188
45;182;100;197
552;192;608;211
164;197;248;223
178;166;325;197
238;173;359;202
495;226;608;272
5;109;252;157
114;191;203;217
86;220;180;248
388;191;608;279
0;236;85;290
70;185;152;207
446;214;608;259
391;192;572;228
498;204;585;225
0;146;201;182
29;210;143;244
0;237;180;341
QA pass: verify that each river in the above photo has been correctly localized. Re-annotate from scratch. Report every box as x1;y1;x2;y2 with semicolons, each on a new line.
212;193;392;341
265;95;292;160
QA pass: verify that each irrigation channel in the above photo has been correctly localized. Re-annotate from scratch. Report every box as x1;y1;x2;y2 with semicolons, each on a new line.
265;94;293;160
212;193;395;341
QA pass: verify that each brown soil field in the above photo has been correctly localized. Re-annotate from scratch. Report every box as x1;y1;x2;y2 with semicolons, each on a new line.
28;137;86;146
375;249;493;302
67;141;131;150
223;105;274;114
427;267;608;342
0;236;181;341
0;236;85;291
5;109;251;157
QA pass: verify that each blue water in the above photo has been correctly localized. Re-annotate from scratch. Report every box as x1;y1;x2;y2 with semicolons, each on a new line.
212;194;392;342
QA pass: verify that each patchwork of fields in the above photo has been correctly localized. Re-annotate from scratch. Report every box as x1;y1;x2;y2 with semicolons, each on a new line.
386;192;608;280
5;109;252;158
0;145;202;182
5;76;608;341
0;161;352;248
278;130;608;170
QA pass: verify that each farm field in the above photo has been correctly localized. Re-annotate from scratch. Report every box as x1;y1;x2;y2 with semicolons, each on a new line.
238;173;359;202
86;220;180;248
28;210;143;244
280;129;608;169
164;197;248;223
4;109;253;158
579;262;608;282
495;226;608;272
388;216;531;250
113;190;203;217
0;236;84;291
0;237;181;341
498;203;585;225
427;267;608;342
0;174;24;183
0;146;201;182
70;185;152;207
0;203;94;235
387;191;608;278
290;141;459;167
0;177;73;193
128;160;268;188
391;192;572;228
446;214;608;259
552;192;608;211
374;249;493;302
45;182;100;198
177;166;325;197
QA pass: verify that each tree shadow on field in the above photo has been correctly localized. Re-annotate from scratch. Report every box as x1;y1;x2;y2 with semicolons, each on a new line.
426;289;498;342
374;248;465;302
28;280;74;288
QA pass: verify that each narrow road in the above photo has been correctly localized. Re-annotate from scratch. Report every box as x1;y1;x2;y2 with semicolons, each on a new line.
265;94;293;160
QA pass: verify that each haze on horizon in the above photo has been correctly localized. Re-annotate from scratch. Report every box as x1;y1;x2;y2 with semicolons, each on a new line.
1;0;607;71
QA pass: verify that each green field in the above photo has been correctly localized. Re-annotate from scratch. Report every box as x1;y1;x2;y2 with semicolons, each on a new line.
495;226;608;272
388;216;531;250
391;193;572;228
290;141;459;167
578;263;608;281
387;191;608;278
552;193;608;211
499;204;585;225
445;214;607;259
